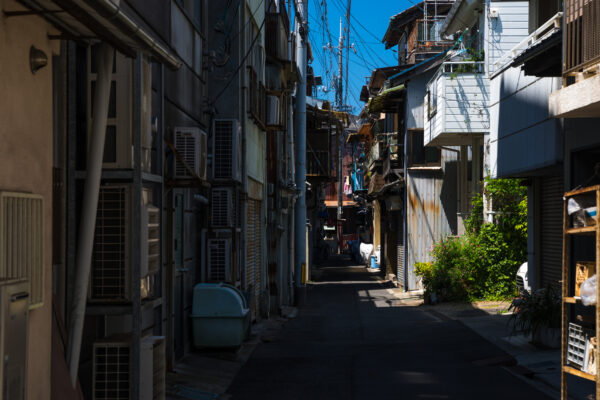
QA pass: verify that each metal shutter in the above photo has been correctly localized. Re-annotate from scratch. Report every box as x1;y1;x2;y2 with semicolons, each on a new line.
540;175;564;289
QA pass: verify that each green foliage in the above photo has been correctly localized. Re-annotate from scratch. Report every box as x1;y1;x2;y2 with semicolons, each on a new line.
415;178;528;302
508;286;561;335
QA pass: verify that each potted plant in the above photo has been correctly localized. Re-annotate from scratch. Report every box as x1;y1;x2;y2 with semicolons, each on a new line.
508;285;561;348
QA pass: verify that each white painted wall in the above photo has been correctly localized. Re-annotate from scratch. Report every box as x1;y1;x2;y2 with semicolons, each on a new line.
486;1;530;75
488;67;562;178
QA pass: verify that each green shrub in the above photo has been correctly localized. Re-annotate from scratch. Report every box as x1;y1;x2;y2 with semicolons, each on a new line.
416;178;527;301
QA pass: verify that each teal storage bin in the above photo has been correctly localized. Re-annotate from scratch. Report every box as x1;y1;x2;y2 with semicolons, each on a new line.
191;283;251;348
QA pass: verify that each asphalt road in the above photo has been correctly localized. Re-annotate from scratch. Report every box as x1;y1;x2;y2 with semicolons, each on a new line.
227;260;553;400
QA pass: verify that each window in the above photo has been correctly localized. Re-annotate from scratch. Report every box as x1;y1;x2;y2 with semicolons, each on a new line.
408;130;440;167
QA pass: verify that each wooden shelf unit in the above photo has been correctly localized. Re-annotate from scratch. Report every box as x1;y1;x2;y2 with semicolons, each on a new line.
562;185;600;399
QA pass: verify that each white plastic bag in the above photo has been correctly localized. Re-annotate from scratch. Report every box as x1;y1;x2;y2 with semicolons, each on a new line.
581;275;597;306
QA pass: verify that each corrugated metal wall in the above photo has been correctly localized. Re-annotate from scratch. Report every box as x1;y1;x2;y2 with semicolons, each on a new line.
406;149;458;290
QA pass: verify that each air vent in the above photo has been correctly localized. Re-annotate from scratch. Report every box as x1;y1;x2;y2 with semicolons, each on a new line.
211;188;233;228
208;238;230;282
0;192;44;308
213;119;241;182
93;341;130;400
174;127;206;180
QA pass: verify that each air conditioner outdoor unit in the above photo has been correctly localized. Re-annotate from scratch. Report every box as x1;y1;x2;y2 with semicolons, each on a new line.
0;279;29;400
90;185;159;302
207;238;231;282
92;336;165;400
87;49;152;172
266;95;280;126
173;127;207;180
212;119;242;183
211;187;234;228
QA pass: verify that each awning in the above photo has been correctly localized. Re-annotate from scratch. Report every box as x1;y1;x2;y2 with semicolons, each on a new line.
20;0;181;69
346;124;372;143
366;84;405;114
511;29;562;77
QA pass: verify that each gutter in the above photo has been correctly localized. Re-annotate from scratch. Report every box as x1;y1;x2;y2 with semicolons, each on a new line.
77;0;181;69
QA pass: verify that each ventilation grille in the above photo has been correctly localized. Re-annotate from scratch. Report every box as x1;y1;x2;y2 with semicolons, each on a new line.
93;342;130;400
0;192;44;308
174;128;200;179
213;120;240;181
208;239;229;282
91;187;129;301
211;188;233;227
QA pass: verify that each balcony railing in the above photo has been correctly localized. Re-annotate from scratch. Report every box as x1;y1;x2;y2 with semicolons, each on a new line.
565;0;600;74
493;12;562;75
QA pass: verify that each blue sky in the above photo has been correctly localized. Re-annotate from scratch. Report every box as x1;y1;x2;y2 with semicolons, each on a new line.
307;0;415;114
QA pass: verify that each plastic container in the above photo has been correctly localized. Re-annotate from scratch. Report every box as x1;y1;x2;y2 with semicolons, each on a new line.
191;283;250;348
370;255;379;269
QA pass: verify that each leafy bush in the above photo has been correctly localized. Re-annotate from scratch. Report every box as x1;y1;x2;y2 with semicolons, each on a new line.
508;286;561;336
416;178;527;301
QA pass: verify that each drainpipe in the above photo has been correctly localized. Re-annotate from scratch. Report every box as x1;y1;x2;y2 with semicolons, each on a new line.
402;100;408;292
287;0;296;304
240;2;249;297
67;43;114;386
294;0;308;294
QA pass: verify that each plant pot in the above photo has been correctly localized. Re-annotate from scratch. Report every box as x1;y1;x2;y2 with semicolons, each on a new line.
533;326;561;349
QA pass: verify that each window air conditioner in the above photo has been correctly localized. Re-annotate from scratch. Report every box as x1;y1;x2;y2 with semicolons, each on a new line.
90;185;159;302
0;279;29;400
211;187;234;228
87;48;152;172
212;119;242;183
207;238;231;282
173;127;207;180
92;336;165;400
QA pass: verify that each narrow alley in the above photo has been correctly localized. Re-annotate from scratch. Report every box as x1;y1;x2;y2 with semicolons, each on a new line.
227;256;552;399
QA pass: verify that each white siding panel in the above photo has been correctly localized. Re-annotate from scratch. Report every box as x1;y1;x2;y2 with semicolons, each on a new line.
487;2;530;74
488;66;562;178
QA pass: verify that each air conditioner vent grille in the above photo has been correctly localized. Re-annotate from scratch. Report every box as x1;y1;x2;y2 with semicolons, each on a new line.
92;187;128;301
213;121;234;180
174;130;197;178
0;192;44;308
93;342;130;400
211;188;232;227
208;239;229;282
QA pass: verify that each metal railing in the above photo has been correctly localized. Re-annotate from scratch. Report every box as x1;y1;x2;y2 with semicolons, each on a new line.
565;0;600;74
493;12;562;74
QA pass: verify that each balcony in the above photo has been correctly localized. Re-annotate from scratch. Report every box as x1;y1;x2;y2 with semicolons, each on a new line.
424;61;490;147
549;0;600;118
413;19;454;62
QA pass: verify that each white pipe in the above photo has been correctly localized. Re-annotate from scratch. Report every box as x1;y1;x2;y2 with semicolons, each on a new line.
294;0;308;289
67;43;114;387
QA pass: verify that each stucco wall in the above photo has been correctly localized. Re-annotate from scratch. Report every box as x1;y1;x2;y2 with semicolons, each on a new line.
0;1;59;398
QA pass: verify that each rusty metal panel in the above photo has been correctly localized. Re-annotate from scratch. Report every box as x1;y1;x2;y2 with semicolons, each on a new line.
405;149;458;290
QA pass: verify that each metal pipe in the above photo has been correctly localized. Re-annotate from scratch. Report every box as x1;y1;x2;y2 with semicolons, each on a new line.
67;42;114;386
294;0;308;290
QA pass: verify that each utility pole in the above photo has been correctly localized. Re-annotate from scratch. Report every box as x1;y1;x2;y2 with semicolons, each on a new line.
294;0;308;297
337;18;344;110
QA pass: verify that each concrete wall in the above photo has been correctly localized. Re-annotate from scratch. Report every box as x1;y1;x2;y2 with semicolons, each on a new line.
0;1;59;398
487;66;563;178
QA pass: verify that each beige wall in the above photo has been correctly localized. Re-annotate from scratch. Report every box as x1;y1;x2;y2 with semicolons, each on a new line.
0;1;59;398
